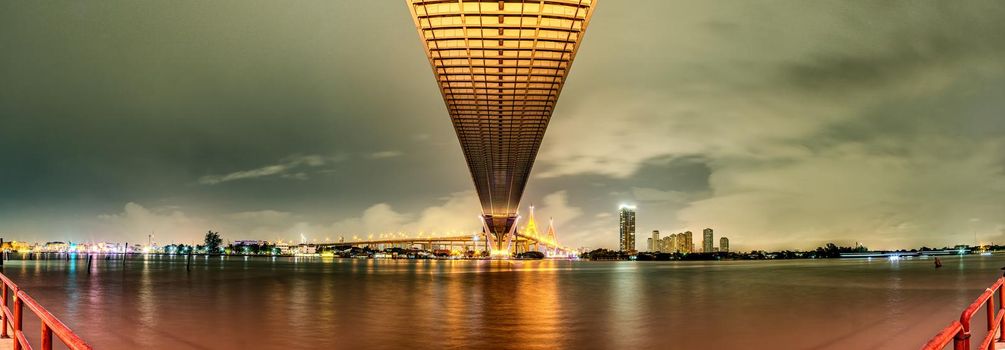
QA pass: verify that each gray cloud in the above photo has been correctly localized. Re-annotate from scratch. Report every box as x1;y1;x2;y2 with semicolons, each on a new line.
367;150;404;159
2;1;1003;251
198;154;332;185
534;0;1005;250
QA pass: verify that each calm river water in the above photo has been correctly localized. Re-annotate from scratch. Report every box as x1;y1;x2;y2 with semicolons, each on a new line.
2;254;1002;349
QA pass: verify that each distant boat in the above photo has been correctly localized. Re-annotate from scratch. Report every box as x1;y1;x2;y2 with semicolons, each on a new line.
935;257;942;268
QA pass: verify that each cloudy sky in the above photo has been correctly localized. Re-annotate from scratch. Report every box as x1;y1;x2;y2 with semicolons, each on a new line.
2;1;1003;251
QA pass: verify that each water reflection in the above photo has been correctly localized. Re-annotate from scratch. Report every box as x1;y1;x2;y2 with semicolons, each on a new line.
136;256;156;348
610;263;641;349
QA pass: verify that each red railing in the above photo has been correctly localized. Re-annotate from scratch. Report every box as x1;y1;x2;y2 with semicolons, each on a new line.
923;277;1005;350
0;272;92;350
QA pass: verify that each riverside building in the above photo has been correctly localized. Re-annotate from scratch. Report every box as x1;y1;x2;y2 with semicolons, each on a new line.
619;205;636;253
703;228;714;253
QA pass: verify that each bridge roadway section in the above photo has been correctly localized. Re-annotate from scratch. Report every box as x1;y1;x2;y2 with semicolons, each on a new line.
318;233;566;255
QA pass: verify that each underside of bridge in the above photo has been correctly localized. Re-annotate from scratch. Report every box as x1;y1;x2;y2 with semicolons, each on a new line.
407;0;597;253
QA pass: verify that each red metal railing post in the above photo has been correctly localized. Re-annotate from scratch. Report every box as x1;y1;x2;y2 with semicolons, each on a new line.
985;298;995;350
955;331;971;350
999;280;1005;343
41;322;52;350
13;294;22;350
958;308;973;350
986;297;994;338
1;283;7;339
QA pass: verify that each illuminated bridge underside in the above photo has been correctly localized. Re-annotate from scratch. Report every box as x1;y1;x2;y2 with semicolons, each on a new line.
325;209;571;256
407;0;597;246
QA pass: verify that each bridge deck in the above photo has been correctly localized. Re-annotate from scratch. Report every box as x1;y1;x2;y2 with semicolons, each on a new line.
407;0;599;242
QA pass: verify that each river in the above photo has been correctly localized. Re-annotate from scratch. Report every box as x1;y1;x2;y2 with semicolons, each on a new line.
2;254;1000;349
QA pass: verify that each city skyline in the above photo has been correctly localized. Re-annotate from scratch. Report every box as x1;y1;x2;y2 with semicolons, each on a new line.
2;1;1004;251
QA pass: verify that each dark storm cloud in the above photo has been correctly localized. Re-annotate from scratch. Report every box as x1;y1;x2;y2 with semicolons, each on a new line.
780;8;1005;92
0;1;469;240
536;0;1005;249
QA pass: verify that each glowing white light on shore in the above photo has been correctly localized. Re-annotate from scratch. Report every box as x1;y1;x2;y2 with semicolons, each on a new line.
490;249;511;258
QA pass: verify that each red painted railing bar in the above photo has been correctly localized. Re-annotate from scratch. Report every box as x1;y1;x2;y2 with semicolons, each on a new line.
16;291;92;350
15;332;31;350
924;277;1005;350
979;321;997;350
0;272;92;350
923;321;963;349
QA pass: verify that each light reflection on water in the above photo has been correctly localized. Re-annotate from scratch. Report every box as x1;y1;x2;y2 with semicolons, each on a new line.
2;255;1003;349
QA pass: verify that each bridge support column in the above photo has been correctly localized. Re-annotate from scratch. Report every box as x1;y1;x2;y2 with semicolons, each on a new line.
482;214;518;257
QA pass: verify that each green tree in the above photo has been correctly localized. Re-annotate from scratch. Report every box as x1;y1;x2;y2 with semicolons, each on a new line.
204;230;222;255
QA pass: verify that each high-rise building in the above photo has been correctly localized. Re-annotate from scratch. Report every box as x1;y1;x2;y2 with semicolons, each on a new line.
619;205;636;252
651;230;660;252
666;234;678;253
646;237;653;252
703;228;714;253
720;237;730;253
684;231;693;253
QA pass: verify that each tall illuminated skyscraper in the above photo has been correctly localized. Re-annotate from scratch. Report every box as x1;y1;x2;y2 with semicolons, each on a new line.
720;237;730;253
703;228;714;253
651;230;660;252
619;205;636;252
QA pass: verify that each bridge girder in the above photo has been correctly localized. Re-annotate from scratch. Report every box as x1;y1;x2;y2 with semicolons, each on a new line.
407;0;598;249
